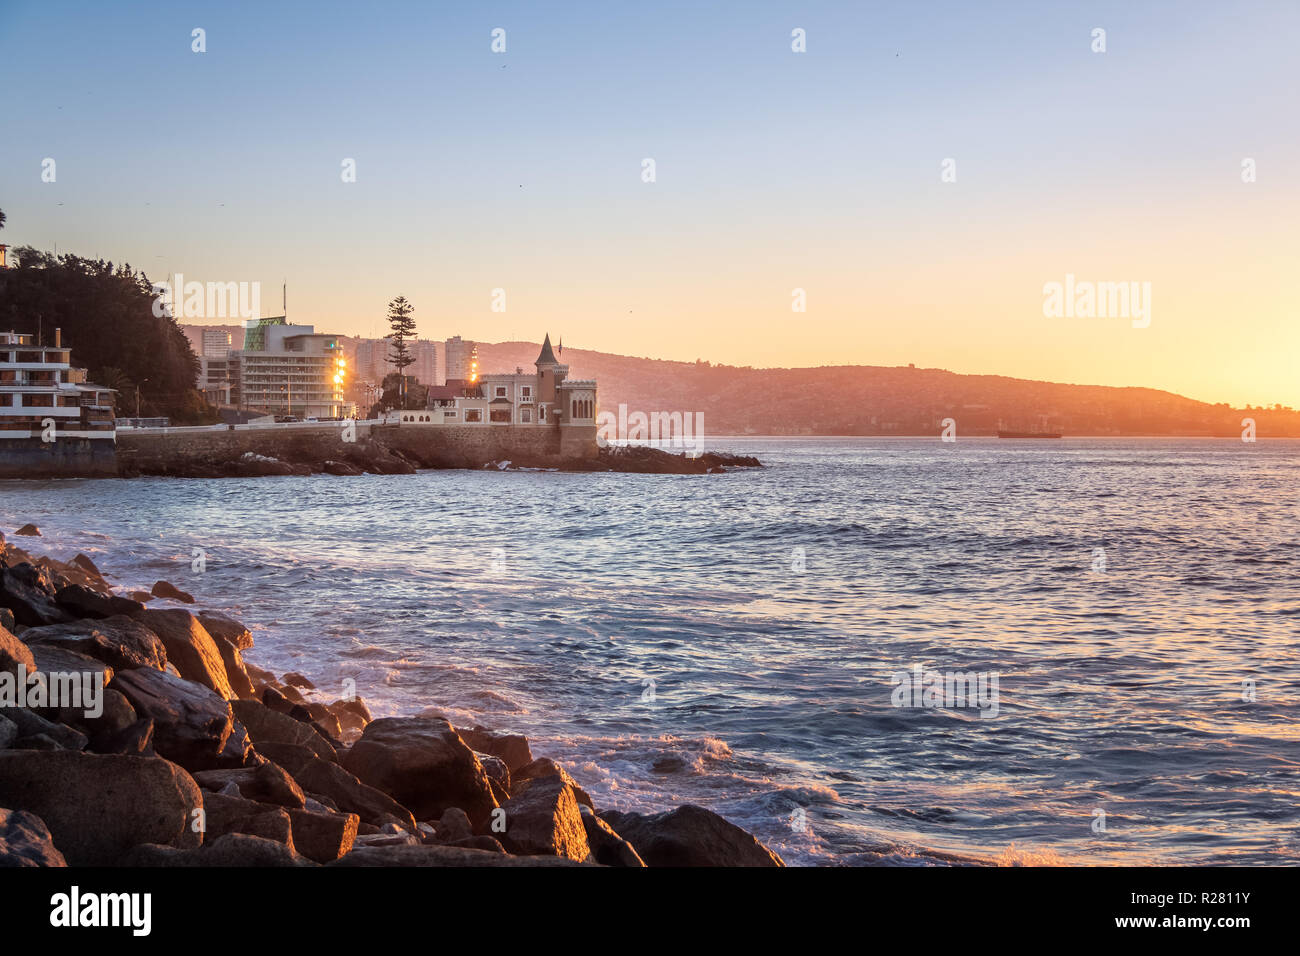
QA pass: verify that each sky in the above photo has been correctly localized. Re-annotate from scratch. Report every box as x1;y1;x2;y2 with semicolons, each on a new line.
1;1;1297;407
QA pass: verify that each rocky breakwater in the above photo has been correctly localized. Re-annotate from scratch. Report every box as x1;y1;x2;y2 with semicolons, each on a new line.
0;526;784;868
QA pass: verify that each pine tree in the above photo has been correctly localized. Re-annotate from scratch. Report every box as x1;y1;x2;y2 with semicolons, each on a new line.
385;296;417;408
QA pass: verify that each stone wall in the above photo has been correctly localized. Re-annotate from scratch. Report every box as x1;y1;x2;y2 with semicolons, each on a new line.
0;438;118;480
116;421;599;474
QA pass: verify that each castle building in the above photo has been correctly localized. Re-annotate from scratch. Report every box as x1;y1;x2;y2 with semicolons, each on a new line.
401;333;595;453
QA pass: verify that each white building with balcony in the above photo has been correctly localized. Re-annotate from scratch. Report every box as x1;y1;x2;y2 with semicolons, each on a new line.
0;329;116;440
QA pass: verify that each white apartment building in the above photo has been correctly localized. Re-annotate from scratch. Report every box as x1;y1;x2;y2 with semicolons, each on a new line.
0;329;116;440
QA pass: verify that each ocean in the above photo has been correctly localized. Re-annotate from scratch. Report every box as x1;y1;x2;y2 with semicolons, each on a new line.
4;437;1299;866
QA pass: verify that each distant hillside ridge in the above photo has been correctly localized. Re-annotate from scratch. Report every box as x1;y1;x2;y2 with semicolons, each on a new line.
178;325;1300;437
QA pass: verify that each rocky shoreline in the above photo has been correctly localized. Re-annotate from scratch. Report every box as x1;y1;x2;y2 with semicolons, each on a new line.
120;440;763;479
0;524;785;867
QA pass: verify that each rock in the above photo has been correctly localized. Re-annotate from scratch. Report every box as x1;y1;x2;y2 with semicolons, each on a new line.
261;685;296;714
109;667;235;770
70;554;104;579
5;708;88;751
330;845;592;867
129;591;153;603
435;807;473;844
287;807;359;862
231;699;337;762
514;758;594;809
195;611;253;650
457;726;534;773
330;697;371;736
53;585;145;620
322;460;363;476
251;741;317;775
28;643;114;688
122;833;316;867
303;702;342;740
60;687;135;744
0;807;67;866
244;661;277;686
579;804;646;867
597;805;785;867
0;609;13;632
0;713;16;749
19;615;168;672
499;776;592;861
211;636;255;699
0;623;36;676
193;762;305;809
151;580;195;604
447;835;506;853
473;752;511;791
291;755;417;832
342;717;498;829
13;524;40;537
284;672;315;689
353;829;422;848
0;563;72;626
198;790;295;847
0;751;203;865
128;609;233;700
94;717;155;757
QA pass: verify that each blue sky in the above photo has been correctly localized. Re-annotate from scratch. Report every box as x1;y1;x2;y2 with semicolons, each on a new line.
2;1;1297;404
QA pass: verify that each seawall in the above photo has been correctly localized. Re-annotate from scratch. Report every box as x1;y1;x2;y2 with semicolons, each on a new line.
0;437;118;480
115;420;599;475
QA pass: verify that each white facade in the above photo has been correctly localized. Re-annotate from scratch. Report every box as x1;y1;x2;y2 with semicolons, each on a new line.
0;330;116;440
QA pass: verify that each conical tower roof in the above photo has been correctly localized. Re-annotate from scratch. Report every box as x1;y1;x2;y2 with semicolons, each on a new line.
535;333;559;367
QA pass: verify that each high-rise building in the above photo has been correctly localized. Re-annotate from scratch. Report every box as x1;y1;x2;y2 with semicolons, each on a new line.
229;316;347;418
354;337;441;387
202;329;232;358
444;336;477;385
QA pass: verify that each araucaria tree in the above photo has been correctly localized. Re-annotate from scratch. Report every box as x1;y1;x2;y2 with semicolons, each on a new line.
385;295;417;409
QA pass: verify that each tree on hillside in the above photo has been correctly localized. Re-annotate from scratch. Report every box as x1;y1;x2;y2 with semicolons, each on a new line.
0;208;7;231
385;296;417;409
0;246;217;424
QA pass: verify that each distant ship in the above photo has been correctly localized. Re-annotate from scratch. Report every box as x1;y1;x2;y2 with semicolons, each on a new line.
997;430;1062;439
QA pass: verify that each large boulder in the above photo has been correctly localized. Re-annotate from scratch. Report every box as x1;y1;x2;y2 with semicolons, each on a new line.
195;611;253;650
287;807;359;863
0;563;72;626
0;807;67;866
230;699;337;762
291;755;417;831
28;643;114;689
109;667;235;770
197;790;294;847
121;833;315;867
329;844;594;867
457;726;533;773
210;636;255;699
129;609;233;699
20;615;168;672
0;751;203;865
513;758;594;809
597;805;785;867
4;708;88;751
342;717;497;828
151;580;195;604
54;585;145;621
193;762;305;809
579;804;645;867
0;624;36;676
498;776;592;861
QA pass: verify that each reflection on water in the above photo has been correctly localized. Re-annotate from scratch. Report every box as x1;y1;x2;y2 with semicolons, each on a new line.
4;437;1299;865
